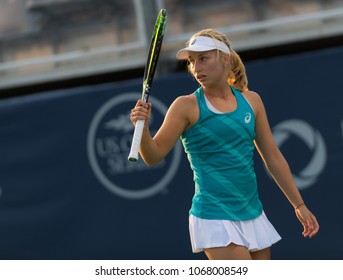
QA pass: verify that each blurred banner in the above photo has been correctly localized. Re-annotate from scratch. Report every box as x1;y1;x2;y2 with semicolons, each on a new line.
0;47;342;260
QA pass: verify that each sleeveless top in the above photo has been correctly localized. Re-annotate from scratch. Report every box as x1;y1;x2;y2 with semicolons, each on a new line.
180;86;263;220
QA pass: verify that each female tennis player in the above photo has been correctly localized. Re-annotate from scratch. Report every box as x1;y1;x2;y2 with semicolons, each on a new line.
130;29;319;260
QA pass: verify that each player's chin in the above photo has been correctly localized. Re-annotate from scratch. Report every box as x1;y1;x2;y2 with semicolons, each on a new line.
197;79;209;87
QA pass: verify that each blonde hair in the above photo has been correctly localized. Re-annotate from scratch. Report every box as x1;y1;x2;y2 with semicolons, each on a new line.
186;29;248;92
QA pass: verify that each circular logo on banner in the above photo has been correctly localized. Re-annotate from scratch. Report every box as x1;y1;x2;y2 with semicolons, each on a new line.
87;93;182;199
272;119;327;190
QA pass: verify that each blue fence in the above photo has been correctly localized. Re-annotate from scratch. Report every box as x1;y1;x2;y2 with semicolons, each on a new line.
0;46;342;260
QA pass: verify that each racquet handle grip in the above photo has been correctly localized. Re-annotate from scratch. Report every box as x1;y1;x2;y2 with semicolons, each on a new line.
128;119;145;162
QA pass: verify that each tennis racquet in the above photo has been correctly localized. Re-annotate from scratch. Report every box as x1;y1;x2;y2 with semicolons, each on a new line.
128;9;167;162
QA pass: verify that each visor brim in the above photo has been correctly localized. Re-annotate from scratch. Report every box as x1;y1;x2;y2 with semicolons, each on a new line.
176;47;216;60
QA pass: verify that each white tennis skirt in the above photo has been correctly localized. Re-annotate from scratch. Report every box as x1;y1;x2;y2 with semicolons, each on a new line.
189;211;281;253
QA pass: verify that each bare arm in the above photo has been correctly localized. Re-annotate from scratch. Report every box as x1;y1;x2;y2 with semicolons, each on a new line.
130;95;196;166
246;91;319;238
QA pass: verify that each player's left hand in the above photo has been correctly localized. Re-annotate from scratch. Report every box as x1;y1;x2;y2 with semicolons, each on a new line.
295;204;319;238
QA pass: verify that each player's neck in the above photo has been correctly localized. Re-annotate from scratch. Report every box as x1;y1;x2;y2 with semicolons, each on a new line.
203;85;232;99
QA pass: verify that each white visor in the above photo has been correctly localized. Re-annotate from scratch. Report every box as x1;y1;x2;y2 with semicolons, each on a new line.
176;36;231;60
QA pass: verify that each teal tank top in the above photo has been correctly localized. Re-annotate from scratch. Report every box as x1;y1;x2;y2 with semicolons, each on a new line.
181;86;263;220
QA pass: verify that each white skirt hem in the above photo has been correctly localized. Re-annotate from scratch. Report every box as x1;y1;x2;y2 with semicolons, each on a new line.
189;211;282;253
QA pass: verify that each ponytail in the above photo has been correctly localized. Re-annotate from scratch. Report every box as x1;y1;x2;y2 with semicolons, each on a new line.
228;49;248;92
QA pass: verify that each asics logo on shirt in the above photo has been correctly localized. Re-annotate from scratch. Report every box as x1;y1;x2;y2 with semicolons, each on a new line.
244;112;252;123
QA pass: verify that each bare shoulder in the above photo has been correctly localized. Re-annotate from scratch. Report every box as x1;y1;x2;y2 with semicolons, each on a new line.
172;93;197;106
167;93;198;128
241;90;262;103
241;90;264;114
168;93;197;113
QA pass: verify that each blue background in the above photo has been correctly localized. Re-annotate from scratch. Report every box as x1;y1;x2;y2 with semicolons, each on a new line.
0;46;342;260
